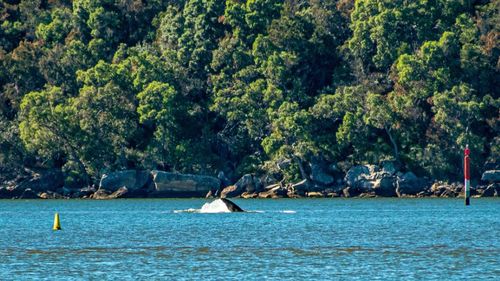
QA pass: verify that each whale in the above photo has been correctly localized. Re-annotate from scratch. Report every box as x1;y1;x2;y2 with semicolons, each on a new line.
199;198;245;213
220;198;244;212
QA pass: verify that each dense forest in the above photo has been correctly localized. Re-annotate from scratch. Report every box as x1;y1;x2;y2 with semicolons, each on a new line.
0;0;498;187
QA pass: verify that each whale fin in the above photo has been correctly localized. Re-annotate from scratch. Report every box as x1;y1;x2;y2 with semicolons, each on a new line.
220;198;244;212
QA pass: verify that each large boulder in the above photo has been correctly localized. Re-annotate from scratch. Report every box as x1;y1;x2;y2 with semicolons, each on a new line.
481;184;499;197
99;170;151;192
150;171;220;198
430;182;463;197
372;176;397;197
342;186;361;198
217;171;230;188
108;187;129;199
16;170;64;193
481;170;500;183
19;188;39;199
289;180;309;196
343;165;397;196
220;185;240;198
380;160;400;176
396;172;429;197
220;174;262;198
78;186;97;198
90;189;111;199
0;186;24;199
260;174;280;187
310;163;334;186
344;165;379;187
235;174;262;193
483;159;499;171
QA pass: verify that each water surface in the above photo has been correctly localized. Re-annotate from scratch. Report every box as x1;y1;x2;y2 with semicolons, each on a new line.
0;198;498;280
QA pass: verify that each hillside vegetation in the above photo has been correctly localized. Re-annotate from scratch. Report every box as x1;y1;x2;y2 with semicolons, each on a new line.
1;0;498;186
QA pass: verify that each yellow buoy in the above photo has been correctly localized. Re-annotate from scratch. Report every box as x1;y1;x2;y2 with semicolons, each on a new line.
53;213;61;231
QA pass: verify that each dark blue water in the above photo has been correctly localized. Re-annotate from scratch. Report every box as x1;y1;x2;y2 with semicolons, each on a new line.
0;198;498;280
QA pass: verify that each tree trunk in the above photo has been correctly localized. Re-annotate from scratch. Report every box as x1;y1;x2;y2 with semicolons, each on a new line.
293;155;310;186
70;153;90;186
385;126;399;162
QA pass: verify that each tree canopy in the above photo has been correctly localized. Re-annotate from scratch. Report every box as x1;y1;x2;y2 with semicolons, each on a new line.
1;0;498;184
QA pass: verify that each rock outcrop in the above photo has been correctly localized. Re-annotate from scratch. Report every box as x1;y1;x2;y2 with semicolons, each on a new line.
310;162;334;186
395;172;429;197
258;185;288;198
0;186;23;199
343;164;398;197
220;174;262;198
3;162;497;199
20;188;39;199
481;170;500;183
372;177;397;197
150;171;220;198
16;170;64;193
99;170;151;192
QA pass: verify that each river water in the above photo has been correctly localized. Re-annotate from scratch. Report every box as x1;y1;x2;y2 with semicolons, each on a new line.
0;198;498;280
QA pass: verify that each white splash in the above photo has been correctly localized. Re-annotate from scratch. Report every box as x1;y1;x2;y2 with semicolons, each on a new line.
199;199;232;213
173;208;198;213
173;199;232;213
280;210;296;214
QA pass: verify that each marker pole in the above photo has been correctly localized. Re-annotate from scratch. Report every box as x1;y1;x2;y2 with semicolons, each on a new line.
464;145;470;206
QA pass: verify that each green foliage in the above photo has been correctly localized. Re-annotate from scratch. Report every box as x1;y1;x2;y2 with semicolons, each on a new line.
36;8;73;46
1;0;499;185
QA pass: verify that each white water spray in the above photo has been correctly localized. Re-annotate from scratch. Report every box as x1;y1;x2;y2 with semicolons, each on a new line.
199;199;232;213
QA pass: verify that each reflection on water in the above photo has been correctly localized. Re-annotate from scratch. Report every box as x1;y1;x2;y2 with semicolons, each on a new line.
0;198;498;280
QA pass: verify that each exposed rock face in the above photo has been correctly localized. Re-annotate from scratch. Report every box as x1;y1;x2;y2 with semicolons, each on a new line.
373;177;397;197
236;174;263;193
307;191;324;198
380;161;399;176
90;187;130;199
258;185;288;198
343;186;362;198
99;170;151;193
20;188;38;199
220;174;262;198
396;172;429;197
79;186;97;197
345;165;371;188
481;170;500;183
260;174;280;187
205;190;215;199
150;171;220;198
343;165;397;197
241;192;259;199
430;182;463;197
220;185;240;198
0;186;23;199
217;171;230;188
290;180;309;196
90;189;111;199
310;163;334;185
109;187;129;199
481;184;499;197
39;191;64;199
16;170;64;193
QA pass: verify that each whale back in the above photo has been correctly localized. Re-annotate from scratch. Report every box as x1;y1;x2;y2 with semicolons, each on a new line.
220;198;244;212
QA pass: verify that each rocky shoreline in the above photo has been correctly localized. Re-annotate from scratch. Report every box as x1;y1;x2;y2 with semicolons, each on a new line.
1;162;499;200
